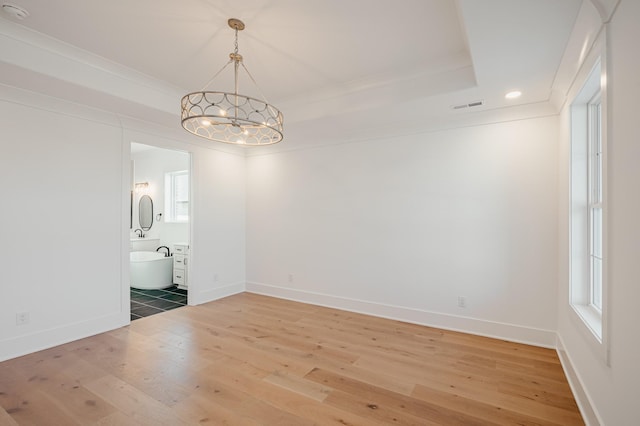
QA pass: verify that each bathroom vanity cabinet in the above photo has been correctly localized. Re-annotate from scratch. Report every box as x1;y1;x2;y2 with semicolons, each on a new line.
173;243;189;289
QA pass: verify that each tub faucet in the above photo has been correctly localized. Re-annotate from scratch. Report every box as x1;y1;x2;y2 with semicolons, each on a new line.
134;228;143;238
156;246;171;257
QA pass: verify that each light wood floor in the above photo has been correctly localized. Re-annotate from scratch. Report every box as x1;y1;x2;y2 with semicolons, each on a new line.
0;293;583;425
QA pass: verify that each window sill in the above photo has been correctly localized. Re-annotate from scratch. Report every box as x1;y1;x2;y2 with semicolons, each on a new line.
571;303;602;343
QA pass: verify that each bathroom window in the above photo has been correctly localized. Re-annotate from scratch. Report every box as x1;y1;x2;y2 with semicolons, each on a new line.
165;170;189;223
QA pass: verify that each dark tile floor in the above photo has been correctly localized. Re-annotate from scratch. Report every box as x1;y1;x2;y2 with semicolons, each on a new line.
130;285;187;321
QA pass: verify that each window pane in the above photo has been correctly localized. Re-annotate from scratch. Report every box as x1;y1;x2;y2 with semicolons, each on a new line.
595;152;601;202
165;170;189;222
596;101;602;201
592;207;602;258
175;174;189;202
592;256;602;309
176;201;189;221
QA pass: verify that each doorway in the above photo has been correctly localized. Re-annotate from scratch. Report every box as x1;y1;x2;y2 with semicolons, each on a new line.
129;142;191;320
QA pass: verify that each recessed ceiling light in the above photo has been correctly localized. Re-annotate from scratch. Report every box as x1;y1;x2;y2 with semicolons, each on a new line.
2;3;29;20
505;91;522;99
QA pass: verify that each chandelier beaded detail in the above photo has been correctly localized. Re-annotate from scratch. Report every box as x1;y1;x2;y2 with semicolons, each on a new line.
180;19;284;146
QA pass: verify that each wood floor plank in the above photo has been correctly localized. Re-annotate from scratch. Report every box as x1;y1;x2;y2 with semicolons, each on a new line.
497;380;579;412
0;293;583;425
0;407;19;426
263;370;333;402
70;334;199;407
162;323;318;376
29;371;117;424
201;357;380;425
0;389;82;426
92;411;159;426
322;388;440;426
411;382;564;426
171;391;263;426
306;367;495;426
184;362;318;425
232;323;417;394
84;375;181;426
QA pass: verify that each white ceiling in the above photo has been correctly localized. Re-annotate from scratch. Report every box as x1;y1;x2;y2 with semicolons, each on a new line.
0;0;585;147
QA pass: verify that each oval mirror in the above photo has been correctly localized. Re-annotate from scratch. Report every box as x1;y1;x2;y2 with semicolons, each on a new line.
139;195;153;231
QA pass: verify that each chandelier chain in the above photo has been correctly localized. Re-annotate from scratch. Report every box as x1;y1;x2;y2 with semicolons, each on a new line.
234;28;239;56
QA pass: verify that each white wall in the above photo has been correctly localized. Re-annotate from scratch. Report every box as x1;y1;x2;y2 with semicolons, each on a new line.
557;0;640;424
131;146;190;249
247;116;559;346
190;144;247;302
0;86;127;360
0;86;247;361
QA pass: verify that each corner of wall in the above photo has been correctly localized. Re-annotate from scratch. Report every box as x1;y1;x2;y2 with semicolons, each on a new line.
556;334;603;426
192;282;246;306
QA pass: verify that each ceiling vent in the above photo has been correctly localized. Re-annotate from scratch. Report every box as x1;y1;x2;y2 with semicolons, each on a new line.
452;100;484;110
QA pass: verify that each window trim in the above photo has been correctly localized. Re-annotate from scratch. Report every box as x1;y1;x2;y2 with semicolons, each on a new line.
567;29;609;366
587;93;602;313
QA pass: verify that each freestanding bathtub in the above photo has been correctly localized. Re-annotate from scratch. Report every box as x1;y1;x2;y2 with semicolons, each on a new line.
130;251;173;290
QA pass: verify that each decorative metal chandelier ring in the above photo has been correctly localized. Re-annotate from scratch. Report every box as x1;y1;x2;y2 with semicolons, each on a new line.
181;91;283;122
181;90;284;146
180;18;284;146
181;114;283;131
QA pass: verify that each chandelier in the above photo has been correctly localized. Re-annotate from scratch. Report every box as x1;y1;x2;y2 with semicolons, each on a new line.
180;19;284;146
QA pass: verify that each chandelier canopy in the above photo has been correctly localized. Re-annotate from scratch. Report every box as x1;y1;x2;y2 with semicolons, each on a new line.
181;19;284;146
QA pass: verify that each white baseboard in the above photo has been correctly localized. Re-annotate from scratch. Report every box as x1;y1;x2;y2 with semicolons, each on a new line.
193;282;245;305
246;282;557;348
556;335;602;426
0;311;128;362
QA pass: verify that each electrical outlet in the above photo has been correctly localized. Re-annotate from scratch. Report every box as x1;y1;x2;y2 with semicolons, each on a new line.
457;296;466;308
16;312;29;325
288;274;294;283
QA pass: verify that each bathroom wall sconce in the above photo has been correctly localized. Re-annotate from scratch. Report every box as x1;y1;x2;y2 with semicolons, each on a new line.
134;182;150;194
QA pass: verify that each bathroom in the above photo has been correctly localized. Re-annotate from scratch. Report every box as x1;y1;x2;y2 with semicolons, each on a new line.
130;142;191;320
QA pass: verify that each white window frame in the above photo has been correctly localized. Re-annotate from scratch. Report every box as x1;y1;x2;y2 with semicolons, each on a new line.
568;38;609;365
164;170;189;223
588;93;603;313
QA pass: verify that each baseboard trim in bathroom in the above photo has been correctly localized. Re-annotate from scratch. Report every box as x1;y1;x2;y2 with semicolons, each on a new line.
130;285;187;320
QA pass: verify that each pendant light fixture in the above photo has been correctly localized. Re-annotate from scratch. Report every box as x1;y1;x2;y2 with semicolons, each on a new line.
180;18;284;146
